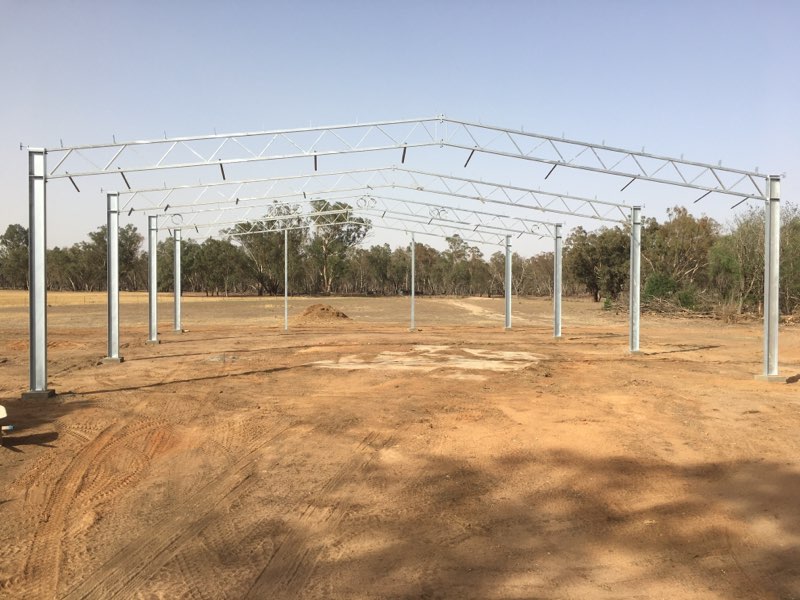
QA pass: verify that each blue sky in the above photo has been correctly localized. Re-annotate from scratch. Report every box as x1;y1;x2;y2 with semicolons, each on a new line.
1;0;798;255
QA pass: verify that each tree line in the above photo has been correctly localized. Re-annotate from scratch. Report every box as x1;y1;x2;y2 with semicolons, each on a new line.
1;201;798;315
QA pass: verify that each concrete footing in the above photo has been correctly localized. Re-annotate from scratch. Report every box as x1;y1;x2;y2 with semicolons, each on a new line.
145;339;160;345
102;357;124;364
22;389;55;400
754;374;786;383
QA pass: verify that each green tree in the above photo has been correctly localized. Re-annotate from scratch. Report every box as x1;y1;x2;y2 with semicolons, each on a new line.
226;205;308;296
0;224;29;289
564;225;629;301
306;201;370;294
643;207;719;299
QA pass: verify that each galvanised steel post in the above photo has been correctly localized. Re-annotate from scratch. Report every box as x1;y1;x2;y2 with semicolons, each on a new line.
504;234;512;329
173;228;182;332
759;176;781;380
24;149;54;398
410;233;416;331
553;224;562;338
629;206;642;353
104;192;122;362
147;215;159;344
284;228;288;331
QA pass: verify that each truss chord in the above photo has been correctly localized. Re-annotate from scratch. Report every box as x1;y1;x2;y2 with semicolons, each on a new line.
445;117;765;180
65;144;761;200
43;117;767;200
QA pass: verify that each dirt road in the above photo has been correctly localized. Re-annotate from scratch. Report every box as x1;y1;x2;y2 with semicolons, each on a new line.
1;292;799;598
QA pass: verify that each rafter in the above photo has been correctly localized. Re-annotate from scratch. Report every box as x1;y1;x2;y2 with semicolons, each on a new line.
43;116;768;201
119;166;630;225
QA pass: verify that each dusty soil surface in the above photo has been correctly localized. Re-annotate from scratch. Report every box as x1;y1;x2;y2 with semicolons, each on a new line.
1;291;799;599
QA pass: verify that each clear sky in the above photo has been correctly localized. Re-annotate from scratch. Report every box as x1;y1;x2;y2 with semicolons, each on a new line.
1;0;798;255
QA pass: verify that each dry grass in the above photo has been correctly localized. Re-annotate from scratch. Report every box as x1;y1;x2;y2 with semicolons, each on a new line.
0;290;288;308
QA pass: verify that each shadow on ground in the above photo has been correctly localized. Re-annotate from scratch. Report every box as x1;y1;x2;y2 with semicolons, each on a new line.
254;443;800;598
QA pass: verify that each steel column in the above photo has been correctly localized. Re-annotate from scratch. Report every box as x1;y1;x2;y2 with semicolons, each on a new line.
24;149;54;398
410;233;416;331
173;228;182;332
553;224;563;338
104;192;122;362
147;216;159;344
629;206;642;353
284;228;289;331
759;176;781;379
504;234;512;329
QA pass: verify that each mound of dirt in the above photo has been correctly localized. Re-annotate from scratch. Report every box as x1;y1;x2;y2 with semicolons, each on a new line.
298;303;350;322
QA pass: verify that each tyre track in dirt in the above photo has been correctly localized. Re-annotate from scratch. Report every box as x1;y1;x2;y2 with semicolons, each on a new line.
243;428;402;599
17;418;174;598
61;419;297;600
18;422;125;599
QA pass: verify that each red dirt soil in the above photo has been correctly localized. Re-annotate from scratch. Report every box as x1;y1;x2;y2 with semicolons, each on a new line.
0;292;799;599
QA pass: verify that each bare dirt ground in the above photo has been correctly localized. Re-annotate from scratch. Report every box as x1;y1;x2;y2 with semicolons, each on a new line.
0;291;799;599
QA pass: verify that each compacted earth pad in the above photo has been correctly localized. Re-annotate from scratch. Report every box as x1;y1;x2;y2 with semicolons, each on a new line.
0;293;799;599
